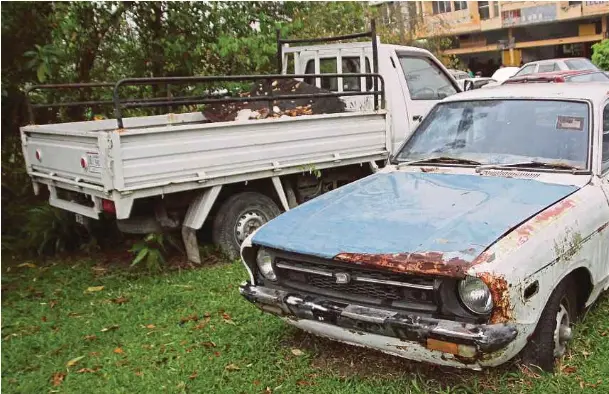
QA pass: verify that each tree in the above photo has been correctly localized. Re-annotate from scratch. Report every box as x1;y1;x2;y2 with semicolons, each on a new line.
592;39;609;71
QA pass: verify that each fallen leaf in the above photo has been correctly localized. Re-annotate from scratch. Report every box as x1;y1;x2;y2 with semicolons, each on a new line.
189;371;198;380
253;379;260;386
113;347;124;354
66;355;85;367
562;365;577;374
145;324;156;329
297;380;313;386
180;314;198;324
201;341;216;348
291;348;304;356
84;335;97;341
601;331;608;336
49;300;58;308
264;387;272;394
111;296;129;305
85;286;104;293
193;316;211;330
68;312;83;318
18;262;37;268
135;371;144;377
214;351;221;357
222;312;236;325
225;363;240;371
77;367;100;373
41;316;47;322
101;325;119;332
89;352;100;357
51;372;65;386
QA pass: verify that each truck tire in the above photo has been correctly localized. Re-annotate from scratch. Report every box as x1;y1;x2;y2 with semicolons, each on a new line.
521;277;576;372
212;192;282;260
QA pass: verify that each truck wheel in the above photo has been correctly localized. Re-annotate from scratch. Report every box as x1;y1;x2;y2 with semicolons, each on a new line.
212;192;282;260
521;278;576;372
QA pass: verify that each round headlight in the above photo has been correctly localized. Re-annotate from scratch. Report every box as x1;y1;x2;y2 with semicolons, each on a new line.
256;248;276;281
458;277;493;315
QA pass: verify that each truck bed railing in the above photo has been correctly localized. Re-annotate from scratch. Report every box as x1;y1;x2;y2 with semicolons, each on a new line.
26;72;385;129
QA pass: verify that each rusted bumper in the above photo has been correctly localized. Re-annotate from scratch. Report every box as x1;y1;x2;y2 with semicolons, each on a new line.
240;282;518;363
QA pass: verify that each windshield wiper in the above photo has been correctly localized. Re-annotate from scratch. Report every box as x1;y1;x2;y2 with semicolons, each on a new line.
475;161;584;173
397;156;482;168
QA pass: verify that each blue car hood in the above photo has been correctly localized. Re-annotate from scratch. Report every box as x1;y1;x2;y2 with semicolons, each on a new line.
252;172;578;265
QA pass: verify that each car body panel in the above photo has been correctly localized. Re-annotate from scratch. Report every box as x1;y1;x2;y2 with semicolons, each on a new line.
252;172;578;266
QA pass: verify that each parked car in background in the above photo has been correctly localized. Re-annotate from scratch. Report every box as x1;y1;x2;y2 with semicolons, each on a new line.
513;57;598;77
462;77;497;91
504;69;609;84
480;66;520;89
240;83;609;372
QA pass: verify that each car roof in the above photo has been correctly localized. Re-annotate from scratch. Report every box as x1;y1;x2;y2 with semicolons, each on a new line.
525;57;589;64
506;69;600;82
443;83;609;106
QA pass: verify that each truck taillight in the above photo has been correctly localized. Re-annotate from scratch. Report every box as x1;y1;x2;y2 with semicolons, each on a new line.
102;199;116;214
80;157;88;169
35;149;42;161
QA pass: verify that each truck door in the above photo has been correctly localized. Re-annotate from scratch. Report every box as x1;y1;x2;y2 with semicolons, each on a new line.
395;52;459;131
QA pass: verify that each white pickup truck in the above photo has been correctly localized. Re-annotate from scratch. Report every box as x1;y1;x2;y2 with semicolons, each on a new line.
20;25;461;262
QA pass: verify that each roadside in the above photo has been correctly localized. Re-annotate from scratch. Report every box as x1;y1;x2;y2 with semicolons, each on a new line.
1;255;608;393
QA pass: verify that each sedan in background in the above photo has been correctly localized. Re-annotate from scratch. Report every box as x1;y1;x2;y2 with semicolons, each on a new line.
503;69;609;84
513;57;598;77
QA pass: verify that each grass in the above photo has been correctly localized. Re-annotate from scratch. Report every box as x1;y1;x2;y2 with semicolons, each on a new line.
1;256;608;393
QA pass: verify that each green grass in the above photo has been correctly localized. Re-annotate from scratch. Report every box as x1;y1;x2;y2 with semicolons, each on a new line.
2;257;608;393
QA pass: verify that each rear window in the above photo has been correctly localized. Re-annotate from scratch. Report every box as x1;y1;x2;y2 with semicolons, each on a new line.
515;64;536;76
564;58;596;70
304;57;372;92
567;72;609;82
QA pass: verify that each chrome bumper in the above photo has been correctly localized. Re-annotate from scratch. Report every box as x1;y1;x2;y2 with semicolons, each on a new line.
240;282;518;355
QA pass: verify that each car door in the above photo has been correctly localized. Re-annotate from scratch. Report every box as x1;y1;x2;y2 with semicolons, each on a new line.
395;52;459;131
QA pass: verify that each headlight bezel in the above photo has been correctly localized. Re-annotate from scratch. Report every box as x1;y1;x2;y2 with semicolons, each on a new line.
256;247;277;281
457;276;493;316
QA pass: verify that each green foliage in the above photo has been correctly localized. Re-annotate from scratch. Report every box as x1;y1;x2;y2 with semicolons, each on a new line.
592;39;609;71
129;233;167;272
17;205;88;256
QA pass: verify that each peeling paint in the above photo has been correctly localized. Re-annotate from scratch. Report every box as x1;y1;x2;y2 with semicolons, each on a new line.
478;273;512;324
514;199;576;247
553;229;583;262
334;251;470;278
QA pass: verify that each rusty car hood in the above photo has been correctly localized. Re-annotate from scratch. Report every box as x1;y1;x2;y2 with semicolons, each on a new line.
252;172;578;273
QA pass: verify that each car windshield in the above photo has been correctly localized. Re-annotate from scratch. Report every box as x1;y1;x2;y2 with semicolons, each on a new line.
395;100;590;170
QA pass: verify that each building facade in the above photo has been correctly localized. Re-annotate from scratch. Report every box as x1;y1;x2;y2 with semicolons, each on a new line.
375;1;609;76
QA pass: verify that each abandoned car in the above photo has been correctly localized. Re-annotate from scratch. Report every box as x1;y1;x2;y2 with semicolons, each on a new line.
239;84;609;371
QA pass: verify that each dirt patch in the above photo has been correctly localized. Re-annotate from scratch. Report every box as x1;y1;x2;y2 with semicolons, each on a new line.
282;328;513;388
202;79;346;122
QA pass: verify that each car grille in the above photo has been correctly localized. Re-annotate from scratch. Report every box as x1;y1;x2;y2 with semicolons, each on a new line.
273;257;438;312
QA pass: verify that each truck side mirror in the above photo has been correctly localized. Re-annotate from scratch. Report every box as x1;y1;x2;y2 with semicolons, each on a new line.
463;80;474;91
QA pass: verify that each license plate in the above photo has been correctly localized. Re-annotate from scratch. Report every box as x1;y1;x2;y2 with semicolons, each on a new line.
86;152;101;173
75;214;85;225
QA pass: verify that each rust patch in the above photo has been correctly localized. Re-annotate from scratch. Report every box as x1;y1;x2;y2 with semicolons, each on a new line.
478;273;512;324
334;252;470;278
470;251;495;266
514;199;576;247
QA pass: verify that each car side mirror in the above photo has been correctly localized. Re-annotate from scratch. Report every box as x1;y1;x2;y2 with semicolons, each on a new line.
463;80;474;91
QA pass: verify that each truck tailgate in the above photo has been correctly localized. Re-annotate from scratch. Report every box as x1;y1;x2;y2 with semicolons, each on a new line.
21;127;108;189
112;111;388;191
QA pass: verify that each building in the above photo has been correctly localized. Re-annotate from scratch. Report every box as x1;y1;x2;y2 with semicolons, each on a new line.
375;1;609;76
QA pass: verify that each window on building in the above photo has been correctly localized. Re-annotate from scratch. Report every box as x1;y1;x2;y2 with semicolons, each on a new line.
432;1;452;14
492;1;499;17
478;1;490;20
603;104;609;173
454;1;468;11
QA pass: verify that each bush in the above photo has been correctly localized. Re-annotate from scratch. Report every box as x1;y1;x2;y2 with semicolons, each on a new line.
592;39;609;71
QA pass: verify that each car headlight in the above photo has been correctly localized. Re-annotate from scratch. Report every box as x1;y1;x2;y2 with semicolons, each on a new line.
256;248;276;281
458;277;493;315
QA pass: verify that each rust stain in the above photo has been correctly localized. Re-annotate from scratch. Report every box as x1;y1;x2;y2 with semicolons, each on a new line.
470;251;495;266
334;252;470;278
514;199;576;247
478;273;512;324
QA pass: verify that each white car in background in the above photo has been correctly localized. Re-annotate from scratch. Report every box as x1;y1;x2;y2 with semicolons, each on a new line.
514;58;598;76
480;67;520;89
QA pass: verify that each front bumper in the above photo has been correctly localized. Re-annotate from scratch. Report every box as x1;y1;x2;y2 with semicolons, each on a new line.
240;282;518;369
